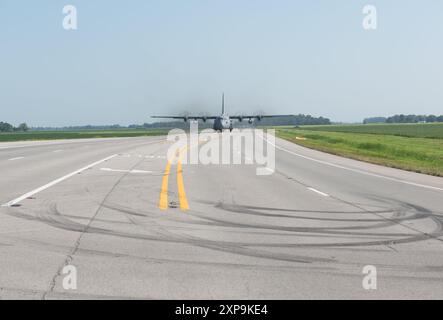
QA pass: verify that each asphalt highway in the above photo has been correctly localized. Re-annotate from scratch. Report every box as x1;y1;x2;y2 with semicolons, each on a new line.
0;133;442;299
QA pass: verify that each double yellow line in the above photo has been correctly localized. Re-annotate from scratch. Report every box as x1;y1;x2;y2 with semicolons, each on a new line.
158;162;171;210
158;147;189;211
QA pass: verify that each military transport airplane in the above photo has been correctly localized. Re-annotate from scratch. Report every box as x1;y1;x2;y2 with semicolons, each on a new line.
151;94;293;132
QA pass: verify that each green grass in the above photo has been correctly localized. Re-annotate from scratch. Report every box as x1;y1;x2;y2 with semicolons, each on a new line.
298;122;443;139
0;129;169;142
276;126;443;177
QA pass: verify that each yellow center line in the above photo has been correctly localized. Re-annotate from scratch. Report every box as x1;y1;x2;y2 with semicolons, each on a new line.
175;136;218;211
176;158;189;211
158;137;211;212
158;161;171;210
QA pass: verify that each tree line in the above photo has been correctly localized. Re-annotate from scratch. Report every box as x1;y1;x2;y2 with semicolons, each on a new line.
130;114;331;128
363;114;443;124
0;122;29;132
259;114;330;126
5;114;330;132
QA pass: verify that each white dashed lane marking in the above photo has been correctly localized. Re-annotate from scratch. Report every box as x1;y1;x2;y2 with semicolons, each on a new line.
307;187;330;197
100;168;153;174
1;154;118;208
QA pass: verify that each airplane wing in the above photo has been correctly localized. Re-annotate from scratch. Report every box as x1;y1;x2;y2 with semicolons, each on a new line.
230;115;294;121
151;116;218;121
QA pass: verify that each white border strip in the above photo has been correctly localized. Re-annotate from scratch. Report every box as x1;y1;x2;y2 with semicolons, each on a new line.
260;134;443;192
1;154;118;208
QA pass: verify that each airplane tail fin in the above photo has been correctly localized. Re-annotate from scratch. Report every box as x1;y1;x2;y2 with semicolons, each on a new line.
222;93;225;114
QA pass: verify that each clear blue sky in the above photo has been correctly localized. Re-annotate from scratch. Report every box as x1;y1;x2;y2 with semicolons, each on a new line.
1;0;442;126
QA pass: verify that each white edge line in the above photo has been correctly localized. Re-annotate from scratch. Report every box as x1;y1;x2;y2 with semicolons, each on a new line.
259;134;443;192
307;187;329;197
8;157;25;161
1;154;118;208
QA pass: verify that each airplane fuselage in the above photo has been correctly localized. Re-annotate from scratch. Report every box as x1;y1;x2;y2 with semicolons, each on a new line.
213;114;233;132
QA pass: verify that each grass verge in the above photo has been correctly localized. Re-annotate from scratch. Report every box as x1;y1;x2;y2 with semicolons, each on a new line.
276;128;443;177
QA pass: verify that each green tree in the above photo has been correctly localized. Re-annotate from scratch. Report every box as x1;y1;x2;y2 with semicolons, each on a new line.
17;123;29;132
0;122;14;132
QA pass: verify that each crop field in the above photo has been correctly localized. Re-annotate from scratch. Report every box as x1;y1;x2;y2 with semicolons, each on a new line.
0;129;168;142
276;124;443;176
298;123;443;139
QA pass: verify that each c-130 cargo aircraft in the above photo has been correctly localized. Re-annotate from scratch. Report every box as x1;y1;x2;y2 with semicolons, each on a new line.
152;94;293;132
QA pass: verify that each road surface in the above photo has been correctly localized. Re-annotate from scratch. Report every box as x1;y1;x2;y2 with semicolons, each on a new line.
0;133;442;299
